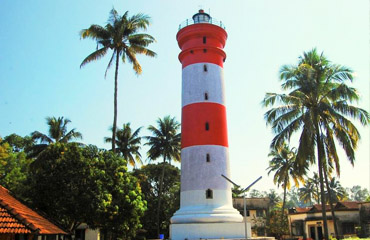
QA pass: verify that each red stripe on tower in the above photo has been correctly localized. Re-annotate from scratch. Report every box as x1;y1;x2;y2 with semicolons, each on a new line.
181;103;228;148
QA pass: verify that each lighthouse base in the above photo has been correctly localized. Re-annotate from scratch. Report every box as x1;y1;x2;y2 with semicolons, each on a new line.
170;222;250;240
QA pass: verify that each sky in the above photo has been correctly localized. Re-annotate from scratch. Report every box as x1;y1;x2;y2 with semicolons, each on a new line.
0;0;369;194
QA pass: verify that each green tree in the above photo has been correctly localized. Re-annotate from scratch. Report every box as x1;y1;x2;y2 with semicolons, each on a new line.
2;134;35;153
266;208;289;239
0;138;10;159
267;143;304;216
105;123;143;167
30;116;82;157
232;185;245;198
133;163;180;239
350;185;369;201
263;49;370;240
286;187;307;208
26;143;146;239
249;189;264;198
80;8;156;153
145;116;181;237
266;189;282;208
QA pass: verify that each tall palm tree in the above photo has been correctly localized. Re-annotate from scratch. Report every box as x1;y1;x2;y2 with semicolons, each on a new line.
267;143;304;216
80;8;156;153
105;123;142;167
145;116;181;237
263;49;370;239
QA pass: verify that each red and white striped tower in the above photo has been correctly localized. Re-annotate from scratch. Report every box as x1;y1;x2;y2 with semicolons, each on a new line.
170;10;246;240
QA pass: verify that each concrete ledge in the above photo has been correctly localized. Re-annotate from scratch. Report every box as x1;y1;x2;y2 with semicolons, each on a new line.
170;222;251;240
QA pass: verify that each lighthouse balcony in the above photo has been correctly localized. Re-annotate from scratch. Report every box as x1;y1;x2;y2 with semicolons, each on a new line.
178;17;225;30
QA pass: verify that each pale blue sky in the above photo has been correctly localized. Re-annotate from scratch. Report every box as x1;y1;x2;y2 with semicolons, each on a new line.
0;0;369;193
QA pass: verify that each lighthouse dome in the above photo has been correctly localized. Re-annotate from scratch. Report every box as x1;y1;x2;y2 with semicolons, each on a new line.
192;9;211;23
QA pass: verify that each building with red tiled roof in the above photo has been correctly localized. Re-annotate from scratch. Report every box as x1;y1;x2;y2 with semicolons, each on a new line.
0;185;67;240
288;201;366;240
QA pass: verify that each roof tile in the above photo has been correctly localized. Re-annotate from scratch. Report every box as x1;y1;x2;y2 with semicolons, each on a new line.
0;185;67;235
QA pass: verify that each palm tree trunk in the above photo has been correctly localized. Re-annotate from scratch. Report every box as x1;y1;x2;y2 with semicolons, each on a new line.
282;178;287;217
323;167;339;239
317;132;329;240
112;52;119;153
156;156;166;237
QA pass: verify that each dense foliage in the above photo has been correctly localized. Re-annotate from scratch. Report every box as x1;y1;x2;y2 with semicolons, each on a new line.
133;163;180;239
25;143;146;239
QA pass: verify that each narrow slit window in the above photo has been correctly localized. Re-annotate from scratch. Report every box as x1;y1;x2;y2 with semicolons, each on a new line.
203;49;207;53
206;189;213;199
204;92;208;100
206;153;210;162
203;64;208;72
205;122;209;131
203;36;207;44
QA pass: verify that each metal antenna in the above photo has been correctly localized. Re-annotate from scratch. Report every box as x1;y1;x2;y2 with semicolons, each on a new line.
221;174;240;188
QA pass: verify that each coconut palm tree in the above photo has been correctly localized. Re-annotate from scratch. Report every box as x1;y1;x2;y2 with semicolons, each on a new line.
145;116;181;237
325;177;347;203
299;173;320;205
30;117;82;156
105;123;142;167
267;143;304;216
263;48;370;239
80;8;156;153
298;181;315;206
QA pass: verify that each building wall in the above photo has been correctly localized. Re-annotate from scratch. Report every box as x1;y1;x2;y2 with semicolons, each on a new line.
84;229;99;240
289;210;360;239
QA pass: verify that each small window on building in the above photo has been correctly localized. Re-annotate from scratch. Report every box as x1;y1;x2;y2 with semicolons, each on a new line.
203;36;207;44
246;210;250;217
206;153;210;162
205;122;209;131
291;221;304;236
203;49;207;53
206;189;213;199
190;50;194;54
256;209;264;217
204;92;208;100
203;64;208;72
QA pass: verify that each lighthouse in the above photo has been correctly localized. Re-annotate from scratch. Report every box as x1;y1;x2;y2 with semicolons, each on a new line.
170;10;248;240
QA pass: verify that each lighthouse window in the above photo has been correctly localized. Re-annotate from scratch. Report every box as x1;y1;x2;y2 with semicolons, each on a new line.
203;36;207;44
203;64;208;72
203;49;207;53
206;189;213;199
205;122;209;131
206;153;210;162
204;92;208;100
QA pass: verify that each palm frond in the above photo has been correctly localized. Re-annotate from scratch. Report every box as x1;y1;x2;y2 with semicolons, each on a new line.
80;47;109;68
